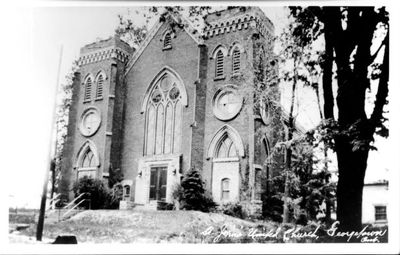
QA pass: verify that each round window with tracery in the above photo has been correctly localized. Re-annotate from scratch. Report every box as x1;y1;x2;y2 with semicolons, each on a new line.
213;87;243;121
80;108;101;137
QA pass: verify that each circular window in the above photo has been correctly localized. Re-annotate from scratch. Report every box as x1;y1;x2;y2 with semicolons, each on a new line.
213;88;243;121
80;108;101;137
169;86;180;100
151;90;162;103
160;76;172;92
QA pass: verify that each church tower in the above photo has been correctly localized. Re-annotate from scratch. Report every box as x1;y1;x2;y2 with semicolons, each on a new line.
60;36;132;200
201;7;278;214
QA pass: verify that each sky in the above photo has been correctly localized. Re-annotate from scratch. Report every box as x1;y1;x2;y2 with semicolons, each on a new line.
1;4;395;210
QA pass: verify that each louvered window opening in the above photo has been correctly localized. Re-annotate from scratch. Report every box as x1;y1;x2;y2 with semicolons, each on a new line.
215;50;224;77
96;75;104;99
84;78;92;101
164;33;172;48
232;49;240;73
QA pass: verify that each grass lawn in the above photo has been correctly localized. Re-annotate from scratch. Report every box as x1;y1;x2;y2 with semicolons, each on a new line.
9;209;388;244
9;209;278;243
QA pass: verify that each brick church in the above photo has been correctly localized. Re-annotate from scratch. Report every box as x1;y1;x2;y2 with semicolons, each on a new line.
60;7;285;214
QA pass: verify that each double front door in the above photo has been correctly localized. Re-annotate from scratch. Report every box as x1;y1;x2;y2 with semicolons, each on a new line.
149;166;167;201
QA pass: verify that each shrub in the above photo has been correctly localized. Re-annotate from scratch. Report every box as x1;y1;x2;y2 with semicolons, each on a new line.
262;195;283;222
218;202;245;219
73;176;119;209
174;168;216;212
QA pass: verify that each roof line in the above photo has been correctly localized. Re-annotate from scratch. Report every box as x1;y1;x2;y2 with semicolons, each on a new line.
124;12;202;76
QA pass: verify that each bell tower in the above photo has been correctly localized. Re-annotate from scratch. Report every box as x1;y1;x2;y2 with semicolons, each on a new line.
60;36;133;199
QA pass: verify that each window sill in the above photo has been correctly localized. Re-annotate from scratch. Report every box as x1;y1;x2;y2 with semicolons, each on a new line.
231;72;242;77
83;100;91;103
162;45;172;51
78;167;97;171
95;97;103;101
214;75;226;81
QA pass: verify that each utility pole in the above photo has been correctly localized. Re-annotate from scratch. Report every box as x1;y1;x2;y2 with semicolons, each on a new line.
36;45;63;241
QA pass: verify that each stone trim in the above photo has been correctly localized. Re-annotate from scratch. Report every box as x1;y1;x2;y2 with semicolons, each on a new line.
78;47;130;66
140;66;188;113
210;44;228;59
204;12;273;39
75;140;101;168
207;124;245;159
228;41;245;56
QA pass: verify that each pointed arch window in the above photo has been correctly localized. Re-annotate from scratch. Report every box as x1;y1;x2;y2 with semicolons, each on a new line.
144;73;184;155
215;50;224;78
81;149;95;168
76;141;100;179
95;74;104;99
216;135;237;158
232;47;241;73
163;32;172;49
84;77;92;102
78;147;96;179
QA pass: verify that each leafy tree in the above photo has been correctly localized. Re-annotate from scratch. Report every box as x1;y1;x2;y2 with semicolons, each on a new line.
289;6;389;231
115;6;213;47
51;61;79;204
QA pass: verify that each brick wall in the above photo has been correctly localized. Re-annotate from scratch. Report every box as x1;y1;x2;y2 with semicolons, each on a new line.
121;18;200;199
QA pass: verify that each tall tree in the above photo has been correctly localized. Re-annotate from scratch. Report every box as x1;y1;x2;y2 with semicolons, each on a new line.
290;6;389;231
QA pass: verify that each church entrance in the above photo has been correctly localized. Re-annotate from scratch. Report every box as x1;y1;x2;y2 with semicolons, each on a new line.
212;159;240;204
149;166;167;201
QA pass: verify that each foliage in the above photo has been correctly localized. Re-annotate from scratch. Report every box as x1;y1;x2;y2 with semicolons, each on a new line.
173;168;216;212
73;176;119;210
264;132;336;224
115;6;214;48
51;61;79;200
108;165;124;189
217;202;246;219
289;6;389;230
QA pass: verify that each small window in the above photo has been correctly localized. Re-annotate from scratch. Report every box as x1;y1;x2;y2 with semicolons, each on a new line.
221;178;230;201
163;32;172;49
215;50;224;77
232;48;241;73
255;168;262;200
375;206;387;221
123;185;131;198
84;77;92;102
96;74;104;99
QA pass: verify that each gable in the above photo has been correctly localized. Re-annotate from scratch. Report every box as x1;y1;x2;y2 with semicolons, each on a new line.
125;14;202;76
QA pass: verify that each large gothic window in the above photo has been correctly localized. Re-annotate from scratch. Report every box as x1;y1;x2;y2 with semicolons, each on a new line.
81;149;95;168
144;73;183;155
216;134;238;158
